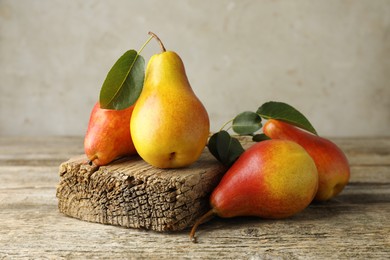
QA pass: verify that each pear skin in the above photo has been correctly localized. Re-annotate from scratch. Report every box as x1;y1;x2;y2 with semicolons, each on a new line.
84;102;137;166
263;119;350;201
210;139;318;219
130;51;209;168
190;139;318;241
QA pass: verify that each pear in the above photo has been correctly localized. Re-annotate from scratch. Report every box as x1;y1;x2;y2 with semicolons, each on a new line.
190;139;318;242
84;102;137;166
130;34;209;168
263;119;350;201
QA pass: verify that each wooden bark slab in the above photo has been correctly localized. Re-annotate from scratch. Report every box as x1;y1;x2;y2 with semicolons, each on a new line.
56;149;227;231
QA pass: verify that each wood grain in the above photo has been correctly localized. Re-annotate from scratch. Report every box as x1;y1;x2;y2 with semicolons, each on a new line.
0;136;389;259
56;152;226;231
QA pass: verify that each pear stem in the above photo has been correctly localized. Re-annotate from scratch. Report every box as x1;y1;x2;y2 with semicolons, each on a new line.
87;154;98;166
138;34;154;55
189;208;216;243
219;118;234;132
148;31;166;52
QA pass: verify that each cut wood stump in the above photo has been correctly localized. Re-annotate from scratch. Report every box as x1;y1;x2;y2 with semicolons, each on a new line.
56;149;227;232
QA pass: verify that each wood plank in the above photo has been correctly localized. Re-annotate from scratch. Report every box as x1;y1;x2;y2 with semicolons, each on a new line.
1;136;389;166
0;136;389;259
331;137;390;166
0;183;388;259
350;165;390;183
0;166;59;188
0;136;83;166
1;136;389;165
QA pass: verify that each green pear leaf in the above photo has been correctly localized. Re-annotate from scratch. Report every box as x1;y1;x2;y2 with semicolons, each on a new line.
257;101;317;135
99;50;145;110
225;137;245;167
207;133;220;162
252;133;271;142
232;111;262;135
208;131;245;167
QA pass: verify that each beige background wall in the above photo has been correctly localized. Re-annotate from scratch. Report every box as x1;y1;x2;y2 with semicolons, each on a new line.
1;0;389;137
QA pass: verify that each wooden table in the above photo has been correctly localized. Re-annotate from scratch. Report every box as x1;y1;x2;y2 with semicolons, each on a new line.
0;136;389;259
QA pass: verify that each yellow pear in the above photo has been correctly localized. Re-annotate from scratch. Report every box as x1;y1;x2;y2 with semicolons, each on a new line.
130;33;210;168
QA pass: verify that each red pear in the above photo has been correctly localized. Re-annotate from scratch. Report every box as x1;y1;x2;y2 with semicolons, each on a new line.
84;102;137;166
263;119;350;201
190;139;318;241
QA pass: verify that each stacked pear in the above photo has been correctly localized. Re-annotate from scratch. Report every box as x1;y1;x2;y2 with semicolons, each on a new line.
84;33;209;168
263;119;350;201
84;102;137;166
130;48;210;168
